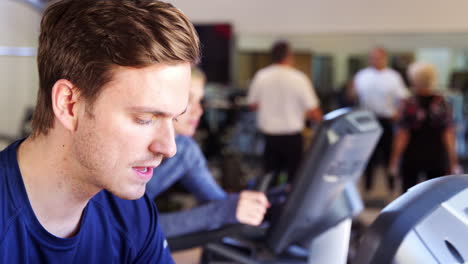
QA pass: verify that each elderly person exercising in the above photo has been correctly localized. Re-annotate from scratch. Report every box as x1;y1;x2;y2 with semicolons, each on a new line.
389;62;460;192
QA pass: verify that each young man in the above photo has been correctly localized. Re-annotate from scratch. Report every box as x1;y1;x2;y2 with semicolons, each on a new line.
146;68;269;237
0;0;199;262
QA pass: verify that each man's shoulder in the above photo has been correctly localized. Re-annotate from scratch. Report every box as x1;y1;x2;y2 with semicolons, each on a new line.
264;65;310;84
0;142;18;173
269;65;304;76
355;67;374;78
0;170;23;245
0;143;29;251
285;66;308;79
380;68;402;79
0;142;24;225
0;147;9;183
254;65;276;77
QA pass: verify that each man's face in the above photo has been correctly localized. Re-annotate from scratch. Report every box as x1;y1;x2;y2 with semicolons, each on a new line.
369;49;387;70
71;63;190;200
173;77;204;137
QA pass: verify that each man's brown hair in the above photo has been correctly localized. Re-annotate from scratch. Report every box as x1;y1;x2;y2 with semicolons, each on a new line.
32;0;200;136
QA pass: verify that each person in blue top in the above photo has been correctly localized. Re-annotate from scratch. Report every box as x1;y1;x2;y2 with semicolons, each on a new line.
147;68;270;238
0;0;200;263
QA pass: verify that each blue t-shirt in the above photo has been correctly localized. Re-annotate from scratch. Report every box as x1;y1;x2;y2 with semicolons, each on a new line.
0;140;174;263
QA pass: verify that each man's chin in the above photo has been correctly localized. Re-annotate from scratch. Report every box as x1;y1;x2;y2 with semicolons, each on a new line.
111;188;146;200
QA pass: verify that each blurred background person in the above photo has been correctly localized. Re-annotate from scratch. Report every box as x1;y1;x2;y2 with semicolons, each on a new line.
354;47;409;194
389;62;460;192
247;40;322;187
146;67;269;238
337;78;358;108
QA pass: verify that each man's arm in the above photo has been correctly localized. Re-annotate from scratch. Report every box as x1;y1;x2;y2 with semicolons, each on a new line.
248;103;258;111
300;74;322;123
160;195;239;237
178;137;227;202
388;128;410;175
246;74;260;112
442;127;460;174
392;73;409;121
306;107;323;122
179;164;227;202
160;191;269;237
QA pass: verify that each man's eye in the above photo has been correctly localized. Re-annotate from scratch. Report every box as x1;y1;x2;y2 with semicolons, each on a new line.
136;118;154;125
173;117;179;123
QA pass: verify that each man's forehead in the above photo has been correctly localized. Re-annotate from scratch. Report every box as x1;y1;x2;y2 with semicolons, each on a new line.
103;64;190;89
109;63;190;78
96;63;190;110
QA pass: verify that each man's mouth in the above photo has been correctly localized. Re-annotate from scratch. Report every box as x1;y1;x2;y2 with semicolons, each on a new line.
134;167;150;173
132;166;155;180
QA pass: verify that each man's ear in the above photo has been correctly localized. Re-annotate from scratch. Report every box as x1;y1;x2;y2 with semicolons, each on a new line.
51;79;81;132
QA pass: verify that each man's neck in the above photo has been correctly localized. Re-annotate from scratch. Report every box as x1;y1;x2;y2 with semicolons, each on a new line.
17;134;98;238
275;62;290;68
373;65;386;71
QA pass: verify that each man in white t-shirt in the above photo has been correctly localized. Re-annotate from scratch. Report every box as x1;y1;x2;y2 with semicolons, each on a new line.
354;47;408;193
247;40;322;186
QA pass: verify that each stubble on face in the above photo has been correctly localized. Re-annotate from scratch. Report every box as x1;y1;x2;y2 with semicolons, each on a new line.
71;108;115;196
69;63;191;200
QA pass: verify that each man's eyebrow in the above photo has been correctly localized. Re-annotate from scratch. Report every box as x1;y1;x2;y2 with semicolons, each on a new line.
128;106;187;117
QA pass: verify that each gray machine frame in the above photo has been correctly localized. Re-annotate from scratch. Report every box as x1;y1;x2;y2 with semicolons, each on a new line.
355;175;468;264
169;109;382;264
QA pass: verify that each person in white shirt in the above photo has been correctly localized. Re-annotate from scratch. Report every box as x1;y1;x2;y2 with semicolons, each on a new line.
247;40;322;186
354;47;409;193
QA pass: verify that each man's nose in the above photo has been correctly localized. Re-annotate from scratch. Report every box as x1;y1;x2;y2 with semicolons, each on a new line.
148;119;177;158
